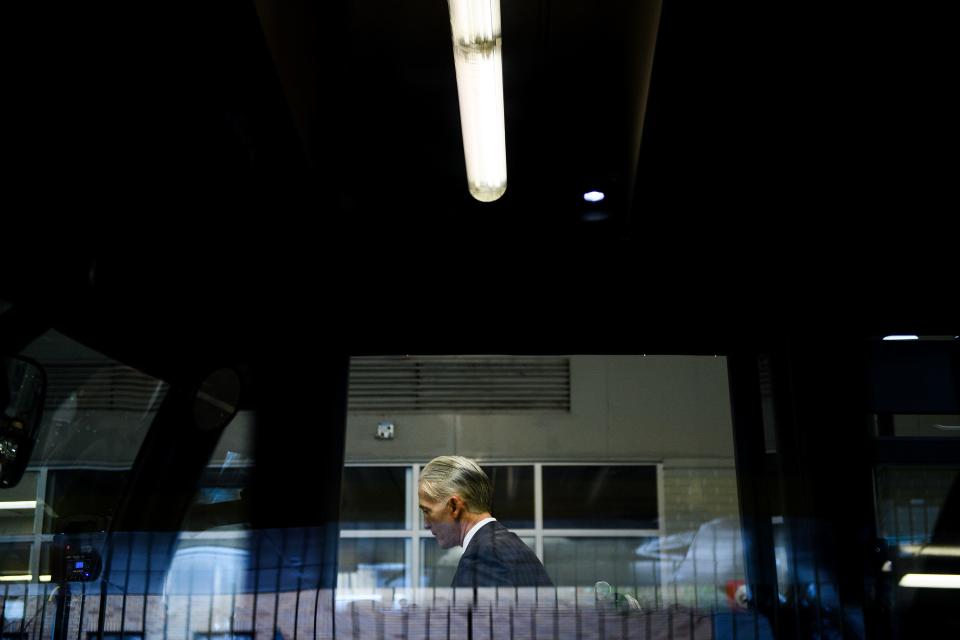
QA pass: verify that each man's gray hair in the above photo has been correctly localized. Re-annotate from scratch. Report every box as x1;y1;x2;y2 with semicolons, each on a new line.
420;455;492;513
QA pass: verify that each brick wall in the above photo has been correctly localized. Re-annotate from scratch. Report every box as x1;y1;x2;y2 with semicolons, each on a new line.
662;466;739;535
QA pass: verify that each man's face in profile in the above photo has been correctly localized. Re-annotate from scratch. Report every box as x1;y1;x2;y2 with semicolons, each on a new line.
419;486;459;549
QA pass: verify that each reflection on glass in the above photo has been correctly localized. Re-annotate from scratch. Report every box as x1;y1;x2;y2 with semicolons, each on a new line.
481;465;534;529
876;414;960;438
208;411;254;466
15;331;168;536
542;466;658;529
165;408;255;626
157;406;255;632
43;469;127;533
0;542;31;576
337;538;406;589
339;354;746;625
875;463;960;636
38;540;51;578
340;467;406;530
0;471;37;536
182;412;253;533
543;537;656;588
420;536;534;587
29;362;165;468
163;538;249;596
876;466;960;545
0;331;169;588
869;341;959;418
181;466;251;532
667;517;748;609
419;536;461;587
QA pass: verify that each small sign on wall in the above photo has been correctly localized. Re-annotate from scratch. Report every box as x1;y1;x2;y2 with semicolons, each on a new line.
376;421;395;440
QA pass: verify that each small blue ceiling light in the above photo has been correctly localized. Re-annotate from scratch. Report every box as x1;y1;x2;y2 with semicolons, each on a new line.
583;190;605;203
882;335;920;341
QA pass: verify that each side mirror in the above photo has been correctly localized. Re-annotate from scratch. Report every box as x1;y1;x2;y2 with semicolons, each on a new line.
0;355;46;488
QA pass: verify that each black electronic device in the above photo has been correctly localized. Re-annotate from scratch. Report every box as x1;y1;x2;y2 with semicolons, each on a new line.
51;534;103;582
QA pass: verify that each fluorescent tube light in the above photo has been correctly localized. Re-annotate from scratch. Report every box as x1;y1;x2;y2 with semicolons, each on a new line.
882;335;919;341
0;575;33;582
900;544;960;557
0;501;36;510
899;573;960;589
448;0;506;202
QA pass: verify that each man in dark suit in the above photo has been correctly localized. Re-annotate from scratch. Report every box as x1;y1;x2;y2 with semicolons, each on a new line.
419;455;553;588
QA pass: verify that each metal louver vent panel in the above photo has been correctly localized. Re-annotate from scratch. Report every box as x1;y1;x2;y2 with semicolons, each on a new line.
45;362;168;413
349;357;570;412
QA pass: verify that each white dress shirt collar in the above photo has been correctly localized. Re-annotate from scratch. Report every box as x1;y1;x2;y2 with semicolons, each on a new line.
462;517;497;550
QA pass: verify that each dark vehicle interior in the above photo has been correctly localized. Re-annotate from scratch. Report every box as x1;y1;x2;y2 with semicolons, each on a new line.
3;262;959;640
4;1;958;639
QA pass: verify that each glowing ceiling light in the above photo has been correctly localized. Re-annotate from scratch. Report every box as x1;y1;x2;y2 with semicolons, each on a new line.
900;544;960;557
882;335;919;341
583;191;605;203
0;501;36;510
899;573;960;589
448;0;506;202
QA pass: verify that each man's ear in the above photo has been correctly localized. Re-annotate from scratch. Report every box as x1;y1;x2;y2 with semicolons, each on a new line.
448;495;466;519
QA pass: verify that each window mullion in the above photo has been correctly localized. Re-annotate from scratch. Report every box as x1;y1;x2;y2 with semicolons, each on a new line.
534;463;543;561
410;464;420;590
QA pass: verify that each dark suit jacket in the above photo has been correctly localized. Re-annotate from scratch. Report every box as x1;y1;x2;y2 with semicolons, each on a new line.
452;520;553;588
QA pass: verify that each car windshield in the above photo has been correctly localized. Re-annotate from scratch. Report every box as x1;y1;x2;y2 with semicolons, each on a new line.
1;330;166;582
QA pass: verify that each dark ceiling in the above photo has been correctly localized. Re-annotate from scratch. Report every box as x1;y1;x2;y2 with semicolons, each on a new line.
252;0;660;234
5;1;955;369
16;1;815;236
19;1;953;241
